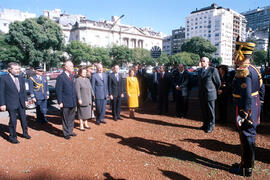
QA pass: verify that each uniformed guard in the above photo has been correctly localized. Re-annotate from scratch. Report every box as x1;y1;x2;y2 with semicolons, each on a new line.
29;67;49;124
230;39;265;177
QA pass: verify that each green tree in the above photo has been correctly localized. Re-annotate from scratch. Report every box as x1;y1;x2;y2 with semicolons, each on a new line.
211;57;222;65
0;33;24;64
156;52;169;65
253;49;267;66
6;16;64;69
91;47;111;67
110;45;132;66
65;40;92;65
131;48;153;65
170;52;200;66
181;36;217;59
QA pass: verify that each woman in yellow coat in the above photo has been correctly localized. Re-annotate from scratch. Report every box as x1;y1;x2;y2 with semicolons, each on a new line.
126;68;140;118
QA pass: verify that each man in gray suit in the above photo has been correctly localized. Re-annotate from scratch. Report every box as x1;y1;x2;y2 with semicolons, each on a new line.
198;57;221;133
92;63;108;125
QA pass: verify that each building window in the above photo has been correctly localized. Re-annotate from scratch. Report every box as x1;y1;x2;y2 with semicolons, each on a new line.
215;33;219;37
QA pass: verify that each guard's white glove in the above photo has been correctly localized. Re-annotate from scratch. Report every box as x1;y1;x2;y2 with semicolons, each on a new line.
237;115;245;127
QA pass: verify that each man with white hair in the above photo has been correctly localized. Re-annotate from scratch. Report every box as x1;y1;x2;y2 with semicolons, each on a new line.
56;60;77;140
198;57;221;133
92;63;109;125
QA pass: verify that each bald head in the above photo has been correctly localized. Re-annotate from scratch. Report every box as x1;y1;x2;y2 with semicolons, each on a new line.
96;63;103;73
200;57;209;68
64;60;74;73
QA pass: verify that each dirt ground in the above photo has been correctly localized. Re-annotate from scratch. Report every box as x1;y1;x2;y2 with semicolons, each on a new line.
0;97;269;180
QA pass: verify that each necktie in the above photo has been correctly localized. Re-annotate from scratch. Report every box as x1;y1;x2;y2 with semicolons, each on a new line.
202;69;206;76
14;77;20;92
69;74;72;81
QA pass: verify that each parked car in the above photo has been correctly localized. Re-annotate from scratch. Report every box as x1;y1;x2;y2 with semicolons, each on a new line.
0;71;8;76
24;78;36;109
46;70;62;80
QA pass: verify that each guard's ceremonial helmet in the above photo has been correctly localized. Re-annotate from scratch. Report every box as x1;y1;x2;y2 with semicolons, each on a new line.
34;66;44;71
235;36;255;61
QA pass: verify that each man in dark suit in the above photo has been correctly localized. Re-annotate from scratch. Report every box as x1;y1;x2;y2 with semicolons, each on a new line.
29;67;49;124
150;67;159;102
158;66;170;115
136;64;148;103
198;57;221;133
174;64;190;118
92;63;108;125
108;65;124;120
0;62;31;144
56;60;77;140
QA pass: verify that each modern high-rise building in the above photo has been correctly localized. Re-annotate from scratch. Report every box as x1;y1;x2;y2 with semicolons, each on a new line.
242;6;270;52
242;6;270;31
162;35;172;55
171;27;185;55
185;4;246;66
44;9;164;51
0;9;36;34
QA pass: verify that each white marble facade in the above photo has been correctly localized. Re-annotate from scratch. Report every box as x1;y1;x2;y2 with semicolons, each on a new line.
44;10;163;51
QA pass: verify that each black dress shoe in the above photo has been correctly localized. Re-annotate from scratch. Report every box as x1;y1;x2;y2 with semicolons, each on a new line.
229;164;252;176
113;118;118;121
64;135;70;140
101;121;107;124
96;122;100;125
10;139;20;144
205;128;213;133
69;133;77;137
243;168;252;177
117;117;123;120
84;126;91;129
23;134;32;139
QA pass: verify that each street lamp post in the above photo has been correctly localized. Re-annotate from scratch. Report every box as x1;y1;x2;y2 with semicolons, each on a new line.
110;15;125;46
267;21;270;65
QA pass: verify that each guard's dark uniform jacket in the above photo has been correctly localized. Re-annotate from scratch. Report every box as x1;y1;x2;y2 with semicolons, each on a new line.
29;75;49;123
232;63;265;169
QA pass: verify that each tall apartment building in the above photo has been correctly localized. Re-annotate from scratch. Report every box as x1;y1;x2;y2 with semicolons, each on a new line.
171;27;185;54
242;6;270;31
0;9;36;34
162;35;172;55
44;9;163;51
185;4;246;66
242;6;270;51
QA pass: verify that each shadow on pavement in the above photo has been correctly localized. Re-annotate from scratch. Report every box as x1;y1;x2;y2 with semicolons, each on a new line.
159;169;190;180
125;116;201;130
103;172;126;180
0;124;25;142
106;133;231;172
26;115;63;137
182;138;270;164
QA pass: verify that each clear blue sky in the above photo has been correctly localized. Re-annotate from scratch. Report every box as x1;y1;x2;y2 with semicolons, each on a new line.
0;0;269;35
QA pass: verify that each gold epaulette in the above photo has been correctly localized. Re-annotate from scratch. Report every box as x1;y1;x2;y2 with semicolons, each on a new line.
236;65;249;78
30;77;44;94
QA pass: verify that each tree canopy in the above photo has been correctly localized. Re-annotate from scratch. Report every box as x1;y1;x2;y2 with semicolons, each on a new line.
170;52;200;66
65;40;92;65
181;36;217;59
109;45;132;66
0;33;24;64
253;49;267;66
5;16;64;69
